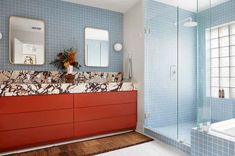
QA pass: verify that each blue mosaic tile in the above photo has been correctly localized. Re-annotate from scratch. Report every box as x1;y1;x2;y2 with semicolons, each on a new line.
144;128;191;154
0;0;123;72
191;128;235;156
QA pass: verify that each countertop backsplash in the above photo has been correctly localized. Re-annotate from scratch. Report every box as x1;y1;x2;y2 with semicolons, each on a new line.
0;71;123;84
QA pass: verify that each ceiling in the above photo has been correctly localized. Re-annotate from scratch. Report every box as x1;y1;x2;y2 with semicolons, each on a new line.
62;0;140;13
63;0;230;13
155;0;230;12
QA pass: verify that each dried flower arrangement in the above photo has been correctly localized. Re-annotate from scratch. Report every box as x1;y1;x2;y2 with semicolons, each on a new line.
50;48;81;70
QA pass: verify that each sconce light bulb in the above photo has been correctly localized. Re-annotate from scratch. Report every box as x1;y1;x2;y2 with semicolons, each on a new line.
0;33;2;40
114;43;123;52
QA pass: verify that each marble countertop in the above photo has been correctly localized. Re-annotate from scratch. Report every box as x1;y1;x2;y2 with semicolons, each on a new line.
0;71;135;97
0;81;136;97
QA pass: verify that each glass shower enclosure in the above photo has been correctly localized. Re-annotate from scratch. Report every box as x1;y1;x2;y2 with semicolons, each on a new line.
144;0;210;145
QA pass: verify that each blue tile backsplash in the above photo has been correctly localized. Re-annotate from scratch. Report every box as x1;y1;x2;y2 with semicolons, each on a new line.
0;0;123;72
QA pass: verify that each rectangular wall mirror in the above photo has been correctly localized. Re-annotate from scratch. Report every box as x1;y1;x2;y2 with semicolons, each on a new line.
85;27;109;67
9;16;45;65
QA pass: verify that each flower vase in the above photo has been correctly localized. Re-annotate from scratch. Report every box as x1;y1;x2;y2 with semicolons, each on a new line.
65;65;74;83
67;65;73;74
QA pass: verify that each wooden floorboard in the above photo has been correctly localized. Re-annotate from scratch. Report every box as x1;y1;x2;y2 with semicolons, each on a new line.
9;131;153;156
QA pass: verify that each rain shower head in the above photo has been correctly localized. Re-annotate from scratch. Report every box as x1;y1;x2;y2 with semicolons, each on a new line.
183;18;198;27
175;17;198;27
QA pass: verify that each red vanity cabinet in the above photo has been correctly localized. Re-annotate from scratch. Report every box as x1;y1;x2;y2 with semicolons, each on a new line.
0;94;74;152
73;91;137;138
0;91;137;152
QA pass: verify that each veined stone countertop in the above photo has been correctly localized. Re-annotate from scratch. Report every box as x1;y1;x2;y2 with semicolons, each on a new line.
0;82;136;97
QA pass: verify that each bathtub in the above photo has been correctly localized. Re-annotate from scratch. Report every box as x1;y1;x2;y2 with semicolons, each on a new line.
210;118;235;142
191;121;235;156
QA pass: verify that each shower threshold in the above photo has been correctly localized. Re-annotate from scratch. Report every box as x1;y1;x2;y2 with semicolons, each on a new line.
145;121;196;145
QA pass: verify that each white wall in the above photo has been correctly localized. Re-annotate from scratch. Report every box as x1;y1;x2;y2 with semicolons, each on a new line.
123;0;145;133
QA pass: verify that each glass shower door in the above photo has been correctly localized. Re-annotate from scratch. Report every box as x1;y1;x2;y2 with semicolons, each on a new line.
144;0;178;141
177;1;198;145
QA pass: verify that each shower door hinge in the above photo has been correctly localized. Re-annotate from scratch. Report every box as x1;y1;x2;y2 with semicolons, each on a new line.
144;28;151;34
144;113;150;119
170;65;177;81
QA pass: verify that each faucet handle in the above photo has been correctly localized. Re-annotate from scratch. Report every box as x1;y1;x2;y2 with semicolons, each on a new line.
48;77;52;83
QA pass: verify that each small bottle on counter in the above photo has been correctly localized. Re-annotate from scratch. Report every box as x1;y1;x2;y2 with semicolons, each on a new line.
219;89;222;98
222;89;225;98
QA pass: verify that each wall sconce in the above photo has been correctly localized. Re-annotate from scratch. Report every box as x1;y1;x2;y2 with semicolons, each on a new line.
114;43;123;52
0;32;2;40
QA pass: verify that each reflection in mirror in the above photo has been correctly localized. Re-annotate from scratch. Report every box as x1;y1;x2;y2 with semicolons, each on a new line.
85;27;109;67
9;16;45;65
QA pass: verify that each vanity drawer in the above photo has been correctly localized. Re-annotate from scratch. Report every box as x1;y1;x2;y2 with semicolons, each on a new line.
0;123;74;152
74;91;137;108
0;94;73;114
0;109;73;131
74;103;136;122
74;115;136;138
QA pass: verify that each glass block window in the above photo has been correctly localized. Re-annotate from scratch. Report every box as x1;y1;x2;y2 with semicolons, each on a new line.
206;22;235;99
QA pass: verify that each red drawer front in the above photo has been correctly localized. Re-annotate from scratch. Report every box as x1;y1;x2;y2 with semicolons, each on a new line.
0;109;73;131
0;124;74;151
74;103;136;122
74;91;137;108
0;94;73;114
74;115;136;138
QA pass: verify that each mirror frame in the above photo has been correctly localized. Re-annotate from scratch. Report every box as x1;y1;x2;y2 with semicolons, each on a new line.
9;16;46;65
84;27;110;68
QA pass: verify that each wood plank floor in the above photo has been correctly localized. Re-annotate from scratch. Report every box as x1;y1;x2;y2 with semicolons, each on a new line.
10;132;153;156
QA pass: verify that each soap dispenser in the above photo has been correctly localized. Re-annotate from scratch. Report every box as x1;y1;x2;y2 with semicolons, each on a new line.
125;52;132;80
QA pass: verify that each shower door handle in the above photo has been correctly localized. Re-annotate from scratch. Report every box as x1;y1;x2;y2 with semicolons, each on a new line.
170;65;177;80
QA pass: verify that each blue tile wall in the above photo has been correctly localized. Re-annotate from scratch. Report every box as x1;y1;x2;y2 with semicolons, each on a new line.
191;128;235;156
210;98;234;123
144;0;197;129
0;0;123;72
197;0;235;124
